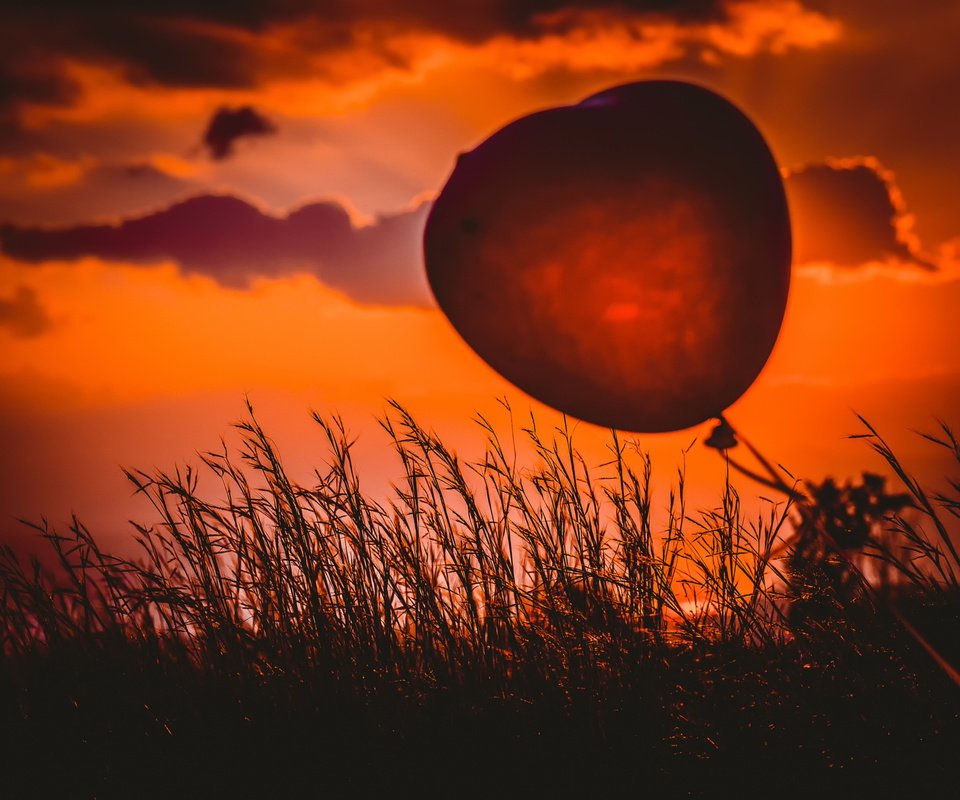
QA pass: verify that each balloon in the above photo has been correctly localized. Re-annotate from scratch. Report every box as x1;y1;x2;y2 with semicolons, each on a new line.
423;80;791;432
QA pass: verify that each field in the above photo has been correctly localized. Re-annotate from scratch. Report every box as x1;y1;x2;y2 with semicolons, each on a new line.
2;402;958;797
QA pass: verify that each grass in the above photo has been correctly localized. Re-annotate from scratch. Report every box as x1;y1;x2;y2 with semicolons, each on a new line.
1;400;958;797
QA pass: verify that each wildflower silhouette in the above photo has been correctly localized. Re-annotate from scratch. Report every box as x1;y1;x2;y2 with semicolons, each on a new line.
703;415;957;678
788;473;911;629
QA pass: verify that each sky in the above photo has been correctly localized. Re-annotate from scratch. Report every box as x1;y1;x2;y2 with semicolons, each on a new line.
1;0;958;554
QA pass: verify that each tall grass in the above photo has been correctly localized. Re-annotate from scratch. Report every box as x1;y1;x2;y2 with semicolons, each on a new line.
3;401;955;696
4;403;960;795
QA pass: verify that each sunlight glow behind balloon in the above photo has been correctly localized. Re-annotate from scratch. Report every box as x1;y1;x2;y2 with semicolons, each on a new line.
424;80;791;432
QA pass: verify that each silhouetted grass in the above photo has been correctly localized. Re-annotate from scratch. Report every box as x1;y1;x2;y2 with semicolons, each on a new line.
1;402;958;797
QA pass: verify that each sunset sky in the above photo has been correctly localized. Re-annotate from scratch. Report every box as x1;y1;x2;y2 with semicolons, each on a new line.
1;0;958;553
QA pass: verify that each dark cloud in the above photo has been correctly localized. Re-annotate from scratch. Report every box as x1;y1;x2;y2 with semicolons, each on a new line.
496;0;725;35
0;2;731;120
0;57;79;111
0;195;433;307
785;160;935;270
203;106;276;160
0;286;53;338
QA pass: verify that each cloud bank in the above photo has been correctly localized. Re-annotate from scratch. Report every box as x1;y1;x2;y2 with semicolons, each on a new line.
1;195;432;307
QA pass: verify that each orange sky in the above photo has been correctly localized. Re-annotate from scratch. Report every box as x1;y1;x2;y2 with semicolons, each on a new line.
1;0;958;553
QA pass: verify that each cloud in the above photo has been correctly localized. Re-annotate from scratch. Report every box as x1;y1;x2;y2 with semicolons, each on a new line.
3;154;940;305
203;105;277;160
0;285;53;337
784;157;936;271
0;2;837;124
0;195;433;307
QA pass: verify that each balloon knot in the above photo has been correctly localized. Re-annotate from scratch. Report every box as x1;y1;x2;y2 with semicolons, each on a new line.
705;417;738;451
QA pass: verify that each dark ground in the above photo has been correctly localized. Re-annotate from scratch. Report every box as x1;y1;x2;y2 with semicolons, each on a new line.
3;622;958;799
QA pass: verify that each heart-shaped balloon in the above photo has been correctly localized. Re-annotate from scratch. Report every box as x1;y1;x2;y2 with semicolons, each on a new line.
424;80;791;432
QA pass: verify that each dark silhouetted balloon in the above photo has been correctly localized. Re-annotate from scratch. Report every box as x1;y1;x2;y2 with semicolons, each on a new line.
423;80;791;432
